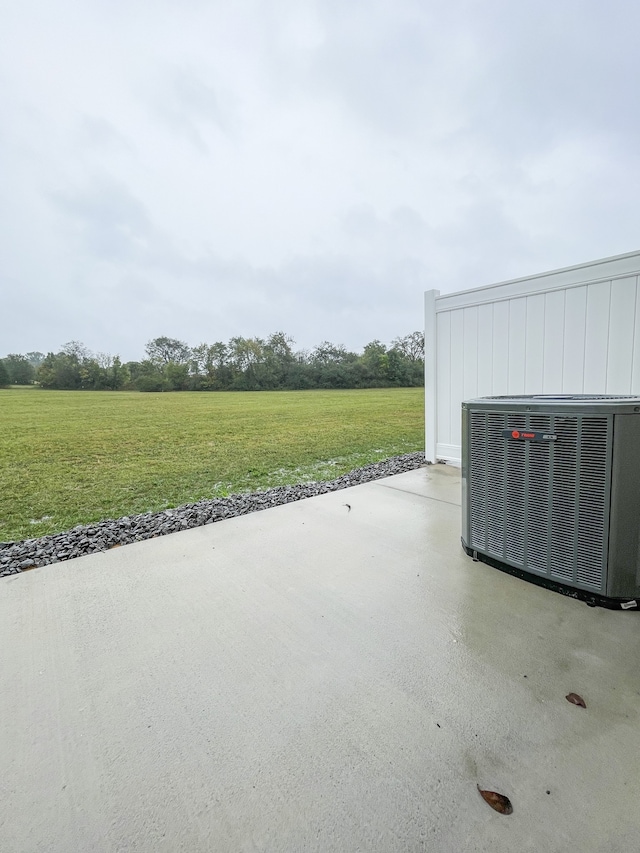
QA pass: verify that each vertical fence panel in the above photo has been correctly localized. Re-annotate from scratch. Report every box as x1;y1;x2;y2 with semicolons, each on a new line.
477;302;494;395
562;286;587;392
525;294;545;393
449;310;465;450
542;289;566;392
632;285;640;393
584;281;611;392
606;277;637;393
424;289;439;463
492;301;510;395
508;298;527;393
426;251;640;463
463;306;479;401
435;310;451;458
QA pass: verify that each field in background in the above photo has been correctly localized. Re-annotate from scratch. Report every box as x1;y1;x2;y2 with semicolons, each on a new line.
0;387;424;542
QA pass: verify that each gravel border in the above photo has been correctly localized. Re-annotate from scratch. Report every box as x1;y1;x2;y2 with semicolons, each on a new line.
0;452;428;577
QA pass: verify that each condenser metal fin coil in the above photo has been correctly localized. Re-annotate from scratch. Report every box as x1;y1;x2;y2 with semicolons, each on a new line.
461;395;640;609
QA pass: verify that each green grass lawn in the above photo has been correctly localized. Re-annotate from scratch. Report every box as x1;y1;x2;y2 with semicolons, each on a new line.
0;386;424;542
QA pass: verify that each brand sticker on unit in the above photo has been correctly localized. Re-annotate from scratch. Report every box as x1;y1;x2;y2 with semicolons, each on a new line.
502;429;557;441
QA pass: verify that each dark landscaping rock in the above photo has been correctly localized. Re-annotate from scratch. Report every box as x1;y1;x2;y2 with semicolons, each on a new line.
0;452;428;577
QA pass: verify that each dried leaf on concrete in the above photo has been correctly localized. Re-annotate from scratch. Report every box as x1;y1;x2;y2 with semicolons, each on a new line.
477;785;513;814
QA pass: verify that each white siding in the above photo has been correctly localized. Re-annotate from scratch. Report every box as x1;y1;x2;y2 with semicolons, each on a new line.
425;250;640;462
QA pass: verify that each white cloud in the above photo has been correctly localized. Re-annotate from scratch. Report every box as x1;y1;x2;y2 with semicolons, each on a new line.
1;0;639;360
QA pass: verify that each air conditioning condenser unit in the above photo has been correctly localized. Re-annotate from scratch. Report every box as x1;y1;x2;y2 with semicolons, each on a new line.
461;395;640;609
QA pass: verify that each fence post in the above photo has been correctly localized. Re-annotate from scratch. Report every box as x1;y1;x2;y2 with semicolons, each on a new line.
424;289;440;463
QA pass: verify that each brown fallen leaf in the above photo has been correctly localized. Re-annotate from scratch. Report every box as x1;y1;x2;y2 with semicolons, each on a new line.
566;692;586;708
477;785;513;815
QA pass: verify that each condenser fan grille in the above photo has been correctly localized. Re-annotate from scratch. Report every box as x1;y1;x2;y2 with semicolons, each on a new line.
468;410;611;592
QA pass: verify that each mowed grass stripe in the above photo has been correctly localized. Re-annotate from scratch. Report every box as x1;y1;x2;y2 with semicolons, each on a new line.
0;387;424;541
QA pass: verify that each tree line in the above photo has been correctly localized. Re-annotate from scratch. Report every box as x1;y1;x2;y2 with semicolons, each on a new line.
0;332;424;392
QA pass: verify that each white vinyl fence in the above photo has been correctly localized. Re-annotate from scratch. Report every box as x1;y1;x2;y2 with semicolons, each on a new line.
425;249;640;463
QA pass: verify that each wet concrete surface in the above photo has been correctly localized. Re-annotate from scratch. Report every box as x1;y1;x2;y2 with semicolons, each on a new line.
1;465;639;852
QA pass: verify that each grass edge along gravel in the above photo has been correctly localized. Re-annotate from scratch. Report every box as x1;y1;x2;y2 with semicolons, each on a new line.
0;452;429;577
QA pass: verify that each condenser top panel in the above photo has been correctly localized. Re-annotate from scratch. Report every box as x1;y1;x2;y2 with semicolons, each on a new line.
462;394;640;414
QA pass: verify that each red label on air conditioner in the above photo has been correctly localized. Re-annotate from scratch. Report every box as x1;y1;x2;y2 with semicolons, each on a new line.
502;429;557;442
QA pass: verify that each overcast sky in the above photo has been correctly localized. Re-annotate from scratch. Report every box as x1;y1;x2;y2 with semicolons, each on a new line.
2;0;639;362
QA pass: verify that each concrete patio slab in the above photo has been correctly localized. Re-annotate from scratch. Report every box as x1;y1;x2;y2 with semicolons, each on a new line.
1;465;639;852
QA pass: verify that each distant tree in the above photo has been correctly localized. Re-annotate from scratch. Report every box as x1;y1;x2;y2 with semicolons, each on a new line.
228;336;266;389
95;352;114;370
165;361;190;390
361;340;389;385
145;337;191;366
189;344;208;377
3;354;35;384
123;361;144;384
392;331;424;362
309;342;360;388
206;342;233;389
37;351;83;389
386;347;414;385
133;360;168;392
109;356;127;390
190;342;232;390
265;331;294;362
36;342;95;389
17;329;424;391
0;359;9;388
135;375;167;392
286;352;314;389
62;340;92;360
228;336;262;371
79;358;108;390
261;332;296;389
25;352;45;367
387;344;423;386
310;341;350;366
140;337;191;390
